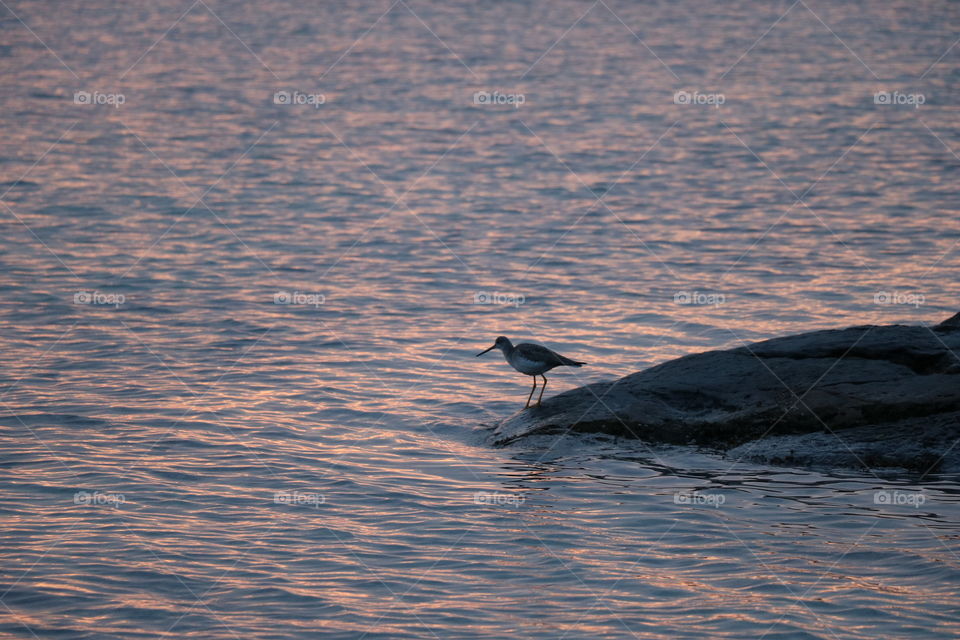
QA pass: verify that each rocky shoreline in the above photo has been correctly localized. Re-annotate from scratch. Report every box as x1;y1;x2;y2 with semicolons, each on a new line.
492;313;960;472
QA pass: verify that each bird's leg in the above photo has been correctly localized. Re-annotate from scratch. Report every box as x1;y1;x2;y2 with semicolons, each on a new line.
537;375;547;406
525;376;537;408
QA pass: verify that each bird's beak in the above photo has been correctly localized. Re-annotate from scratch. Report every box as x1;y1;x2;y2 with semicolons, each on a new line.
476;344;496;357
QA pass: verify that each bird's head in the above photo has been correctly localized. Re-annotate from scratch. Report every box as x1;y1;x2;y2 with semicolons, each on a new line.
476;336;511;357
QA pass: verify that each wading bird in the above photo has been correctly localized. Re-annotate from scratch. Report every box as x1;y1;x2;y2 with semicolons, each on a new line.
476;336;586;408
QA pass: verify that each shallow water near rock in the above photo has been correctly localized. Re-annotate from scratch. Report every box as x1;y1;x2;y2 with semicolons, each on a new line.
2;1;960;638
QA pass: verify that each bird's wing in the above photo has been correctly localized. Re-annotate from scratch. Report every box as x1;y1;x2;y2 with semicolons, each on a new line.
516;343;577;367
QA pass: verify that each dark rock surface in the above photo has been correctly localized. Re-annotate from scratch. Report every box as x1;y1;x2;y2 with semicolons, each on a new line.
492;313;960;472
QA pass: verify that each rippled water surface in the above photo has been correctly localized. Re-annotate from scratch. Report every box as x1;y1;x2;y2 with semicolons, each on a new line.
2;1;960;638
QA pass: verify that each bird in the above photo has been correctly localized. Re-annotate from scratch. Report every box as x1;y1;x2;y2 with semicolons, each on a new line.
476;336;586;408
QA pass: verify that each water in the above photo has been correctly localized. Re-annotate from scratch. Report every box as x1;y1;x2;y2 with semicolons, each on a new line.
2;1;959;637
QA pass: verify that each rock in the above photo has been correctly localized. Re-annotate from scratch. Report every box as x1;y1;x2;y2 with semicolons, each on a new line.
491;315;960;472
727;412;960;472
937;311;960;328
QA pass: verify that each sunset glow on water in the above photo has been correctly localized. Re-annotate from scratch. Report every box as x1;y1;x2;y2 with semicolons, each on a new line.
2;1;959;638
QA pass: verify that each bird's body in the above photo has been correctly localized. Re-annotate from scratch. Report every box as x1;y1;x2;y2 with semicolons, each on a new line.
503;342;584;375
476;336;586;407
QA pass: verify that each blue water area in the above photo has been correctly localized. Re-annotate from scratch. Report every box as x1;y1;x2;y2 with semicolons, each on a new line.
1;1;959;638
